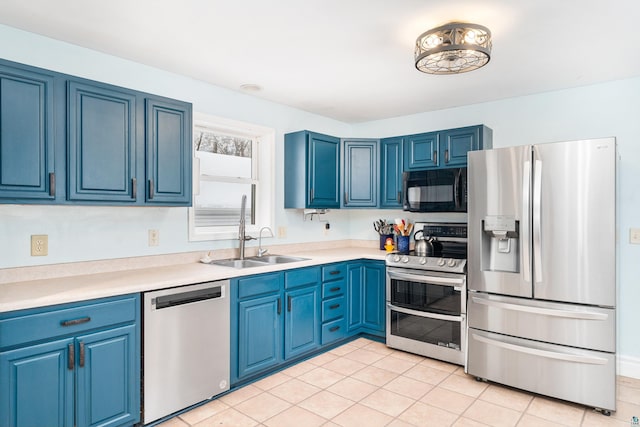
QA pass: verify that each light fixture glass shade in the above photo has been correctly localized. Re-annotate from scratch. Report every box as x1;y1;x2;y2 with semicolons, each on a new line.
415;22;492;74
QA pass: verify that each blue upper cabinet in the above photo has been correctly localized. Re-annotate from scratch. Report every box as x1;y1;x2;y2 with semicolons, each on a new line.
144;97;192;205
379;137;404;209
440;125;491;167
0;62;55;202
342;139;378;208
67;81;137;202
0;58;192;206
404;125;492;170
285;130;340;209
404;132;439;170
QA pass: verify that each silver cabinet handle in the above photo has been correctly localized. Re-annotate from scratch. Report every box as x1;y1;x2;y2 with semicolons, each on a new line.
472;333;608;365
132;178;137;199
148;179;154;199
49;173;55;197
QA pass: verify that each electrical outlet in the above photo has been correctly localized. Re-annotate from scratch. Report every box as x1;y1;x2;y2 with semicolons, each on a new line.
323;222;330;236
277;226;287;238
148;229;160;246
630;228;640;244
31;234;48;256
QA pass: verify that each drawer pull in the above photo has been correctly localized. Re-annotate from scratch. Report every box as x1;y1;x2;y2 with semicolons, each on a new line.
79;341;85;367
330;287;341;292
61;317;91;327
329;271;340;276
329;326;340;332
329;304;340;310
68;343;74;370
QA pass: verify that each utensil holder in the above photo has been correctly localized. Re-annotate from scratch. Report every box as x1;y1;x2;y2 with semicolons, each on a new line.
379;234;393;250
397;235;410;254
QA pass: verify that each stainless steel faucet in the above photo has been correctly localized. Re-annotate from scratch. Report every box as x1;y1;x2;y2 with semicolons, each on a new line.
257;226;273;257
238;195;255;260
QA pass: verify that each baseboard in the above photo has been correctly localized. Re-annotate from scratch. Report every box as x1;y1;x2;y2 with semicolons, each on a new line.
618;354;640;379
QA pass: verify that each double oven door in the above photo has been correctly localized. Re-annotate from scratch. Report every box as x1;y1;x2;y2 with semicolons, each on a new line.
386;267;466;365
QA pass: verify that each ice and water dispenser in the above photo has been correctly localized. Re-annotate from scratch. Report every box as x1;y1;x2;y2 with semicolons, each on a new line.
481;216;520;273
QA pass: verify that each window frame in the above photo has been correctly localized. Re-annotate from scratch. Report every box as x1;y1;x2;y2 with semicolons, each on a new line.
188;112;275;242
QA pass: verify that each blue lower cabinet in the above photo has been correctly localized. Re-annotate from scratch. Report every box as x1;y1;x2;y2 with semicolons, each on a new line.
0;338;74;427
75;325;138;427
237;294;283;379
284;285;321;359
347;261;386;337
0;294;140;427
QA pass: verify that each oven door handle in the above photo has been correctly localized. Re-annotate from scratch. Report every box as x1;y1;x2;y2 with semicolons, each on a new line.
387;303;463;322
387;270;465;289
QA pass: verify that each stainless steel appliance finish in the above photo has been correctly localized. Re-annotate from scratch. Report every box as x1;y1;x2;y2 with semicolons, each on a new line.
143;281;230;424
386;222;468;365
402;168;468;212
467;138;617;412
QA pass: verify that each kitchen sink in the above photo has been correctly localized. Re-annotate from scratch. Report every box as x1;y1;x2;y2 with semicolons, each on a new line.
248;255;309;264
209;259;270;269
209;255;309;269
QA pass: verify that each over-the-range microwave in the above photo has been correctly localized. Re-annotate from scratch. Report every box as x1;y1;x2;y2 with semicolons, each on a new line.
402;167;467;212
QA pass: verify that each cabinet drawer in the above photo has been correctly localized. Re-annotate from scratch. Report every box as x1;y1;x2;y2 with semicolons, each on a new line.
285;267;320;289
321;317;347;345
0;295;138;349
237;273;282;299
322;296;345;322
322;263;346;282
322;278;346;299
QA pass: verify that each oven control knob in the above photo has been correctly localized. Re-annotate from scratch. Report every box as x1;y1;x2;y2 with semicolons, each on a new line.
393;255;401;263
437;258;446;267
401;256;410;263
447;259;457;267
419;257;427;265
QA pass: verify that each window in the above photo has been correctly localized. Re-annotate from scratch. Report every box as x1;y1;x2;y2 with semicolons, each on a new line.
188;113;274;241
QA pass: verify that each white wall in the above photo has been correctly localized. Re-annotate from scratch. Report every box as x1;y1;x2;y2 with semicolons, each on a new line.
1;24;638;373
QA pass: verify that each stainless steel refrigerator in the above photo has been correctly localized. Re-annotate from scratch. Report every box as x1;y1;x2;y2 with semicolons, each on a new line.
467;138;616;413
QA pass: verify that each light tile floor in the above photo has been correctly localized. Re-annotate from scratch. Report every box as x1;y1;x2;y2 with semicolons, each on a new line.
158;338;640;427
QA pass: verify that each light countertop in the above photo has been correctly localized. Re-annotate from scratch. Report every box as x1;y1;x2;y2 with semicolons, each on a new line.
0;247;388;313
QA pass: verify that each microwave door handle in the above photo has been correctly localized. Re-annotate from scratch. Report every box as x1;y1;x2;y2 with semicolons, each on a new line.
454;169;460;208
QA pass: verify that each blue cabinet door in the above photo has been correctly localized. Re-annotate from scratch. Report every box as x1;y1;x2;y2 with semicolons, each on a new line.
0;338;74;427
379;137;403;208
0;64;55;201
75;325;138;427
347;263;363;332
285;285;321;359
308;132;340;208
346;261;386;336
362;261;385;334
237;294;282;379
342;139;378;208
404;132;439;170
145;97;192;205
440;126;480;167
67;81;136;202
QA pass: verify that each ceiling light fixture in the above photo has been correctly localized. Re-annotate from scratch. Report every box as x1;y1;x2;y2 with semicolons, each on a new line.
415;22;492;75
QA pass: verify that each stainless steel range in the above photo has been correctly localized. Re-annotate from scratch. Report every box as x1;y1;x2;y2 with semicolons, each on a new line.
385;222;467;365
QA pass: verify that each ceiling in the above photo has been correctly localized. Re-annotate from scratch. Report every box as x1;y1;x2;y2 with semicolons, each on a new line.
1;0;639;123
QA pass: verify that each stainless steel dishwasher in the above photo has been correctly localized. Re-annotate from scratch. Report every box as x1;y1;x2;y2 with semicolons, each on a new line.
143;280;230;424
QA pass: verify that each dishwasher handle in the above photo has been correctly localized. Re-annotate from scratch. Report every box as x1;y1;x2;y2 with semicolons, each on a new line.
154;285;224;310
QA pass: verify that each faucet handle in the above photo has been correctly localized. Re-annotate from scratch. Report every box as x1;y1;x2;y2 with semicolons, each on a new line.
258;248;269;257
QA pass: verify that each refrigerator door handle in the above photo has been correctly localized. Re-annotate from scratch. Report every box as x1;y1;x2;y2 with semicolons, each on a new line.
471;333;608;365
470;296;609;320
522;160;532;283
533;159;543;283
